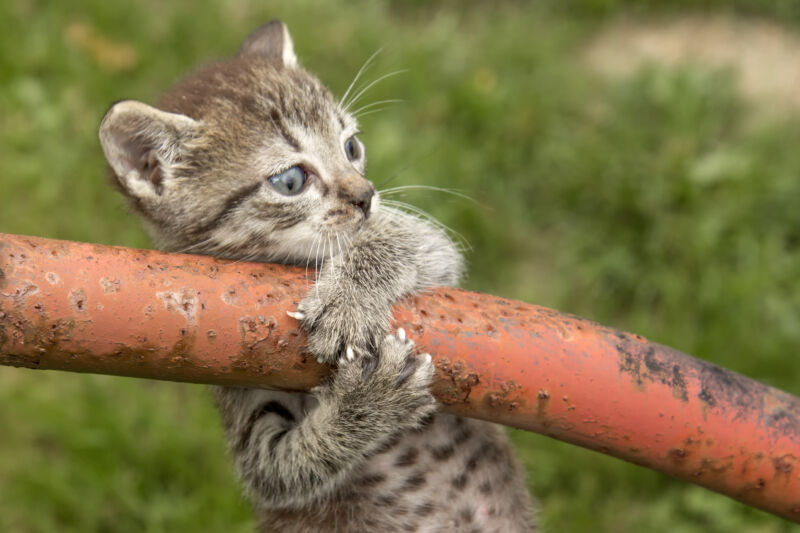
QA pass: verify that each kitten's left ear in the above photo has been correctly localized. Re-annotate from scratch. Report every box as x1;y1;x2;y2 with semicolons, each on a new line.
238;20;297;68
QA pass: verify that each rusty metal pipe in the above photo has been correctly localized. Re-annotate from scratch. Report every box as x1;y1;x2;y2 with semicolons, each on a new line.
1;232;799;521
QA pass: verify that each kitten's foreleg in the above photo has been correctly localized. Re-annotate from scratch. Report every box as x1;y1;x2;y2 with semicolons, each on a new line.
218;331;436;509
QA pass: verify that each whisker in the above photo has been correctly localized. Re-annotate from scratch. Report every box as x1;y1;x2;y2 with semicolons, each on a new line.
226;250;261;267
171;236;216;255
379;185;481;205
353;107;393;119
339;48;383;110
316;238;328;297
382;199;472;252
306;234;320;283
328;235;335;287
373;147;440;189
343;69;408;112
313;235;323;291
351;99;405;117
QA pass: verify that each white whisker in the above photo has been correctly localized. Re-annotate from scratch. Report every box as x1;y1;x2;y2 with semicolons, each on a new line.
306;234;320;283
316;238;327;298
379;185;480;205
328;235;335;287
344;70;408;112
351;99;404;117
353;108;392;119
339;48;383;110
172;236;216;255
382;199;472;252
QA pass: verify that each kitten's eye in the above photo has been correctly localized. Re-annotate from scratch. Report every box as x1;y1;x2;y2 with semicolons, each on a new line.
268;166;307;196
344;136;360;161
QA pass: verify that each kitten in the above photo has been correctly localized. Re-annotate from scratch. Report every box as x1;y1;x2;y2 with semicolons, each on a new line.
99;20;535;532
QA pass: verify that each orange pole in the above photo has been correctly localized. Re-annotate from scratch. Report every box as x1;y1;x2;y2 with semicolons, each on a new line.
1;232;799;522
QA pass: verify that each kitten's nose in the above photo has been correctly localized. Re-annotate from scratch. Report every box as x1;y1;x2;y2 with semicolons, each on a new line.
351;187;373;217
338;176;375;218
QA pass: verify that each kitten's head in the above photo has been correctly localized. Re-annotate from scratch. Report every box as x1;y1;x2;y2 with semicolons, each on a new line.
99;20;375;262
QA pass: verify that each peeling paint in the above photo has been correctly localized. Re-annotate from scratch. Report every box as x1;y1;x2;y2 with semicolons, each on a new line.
157;288;199;323
68;288;86;312
3;232;800;523
99;276;121;293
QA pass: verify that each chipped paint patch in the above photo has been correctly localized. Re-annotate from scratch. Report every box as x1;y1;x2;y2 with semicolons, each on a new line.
157;288;199;323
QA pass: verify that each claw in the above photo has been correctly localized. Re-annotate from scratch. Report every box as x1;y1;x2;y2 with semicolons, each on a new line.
316;356;325;364
286;310;305;320
346;346;355;361
397;327;406;341
423;353;432;364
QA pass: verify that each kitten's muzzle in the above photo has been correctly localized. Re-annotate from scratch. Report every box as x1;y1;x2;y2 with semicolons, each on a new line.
351;188;373;217
337;177;375;218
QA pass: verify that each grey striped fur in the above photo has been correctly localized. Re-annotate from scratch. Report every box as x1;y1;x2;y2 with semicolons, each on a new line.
99;20;536;532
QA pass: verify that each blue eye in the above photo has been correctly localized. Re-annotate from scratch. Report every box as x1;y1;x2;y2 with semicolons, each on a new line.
268;166;307;196
344;136;360;161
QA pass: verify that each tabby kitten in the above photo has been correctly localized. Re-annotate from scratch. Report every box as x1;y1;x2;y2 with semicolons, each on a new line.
99;21;535;532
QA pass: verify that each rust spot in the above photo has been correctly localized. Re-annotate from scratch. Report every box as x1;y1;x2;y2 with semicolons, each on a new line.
773;455;795;475
206;330;217;341
484;379;525;412
222;286;240;306
157;289;199;323
433;358;480;405
99;276;121;293
5;281;39;304
669;448;689;461
68;288;86;312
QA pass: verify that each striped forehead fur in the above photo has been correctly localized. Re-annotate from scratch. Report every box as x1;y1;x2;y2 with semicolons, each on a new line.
158;58;348;142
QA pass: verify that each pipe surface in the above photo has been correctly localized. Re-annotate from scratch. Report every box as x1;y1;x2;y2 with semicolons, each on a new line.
1;232;799;522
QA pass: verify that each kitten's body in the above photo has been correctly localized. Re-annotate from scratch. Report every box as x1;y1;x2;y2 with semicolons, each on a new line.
100;21;535;532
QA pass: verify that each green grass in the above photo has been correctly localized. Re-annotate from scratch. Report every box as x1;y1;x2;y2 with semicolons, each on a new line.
2;1;800;531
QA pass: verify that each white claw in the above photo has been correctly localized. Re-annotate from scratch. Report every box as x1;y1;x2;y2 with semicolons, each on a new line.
397;328;406;341
287;310;305;320
346;346;355;361
424;353;432;364
317;356;325;364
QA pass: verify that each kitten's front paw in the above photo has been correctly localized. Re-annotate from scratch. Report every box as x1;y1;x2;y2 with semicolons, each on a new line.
331;329;437;430
291;294;389;364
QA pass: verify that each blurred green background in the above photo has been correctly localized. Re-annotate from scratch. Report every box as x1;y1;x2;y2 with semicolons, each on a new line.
2;0;800;531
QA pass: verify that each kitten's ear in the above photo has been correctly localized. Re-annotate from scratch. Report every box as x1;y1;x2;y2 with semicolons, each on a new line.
238;20;297;68
99;100;199;199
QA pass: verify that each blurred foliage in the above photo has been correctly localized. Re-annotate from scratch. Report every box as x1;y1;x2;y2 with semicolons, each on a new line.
1;0;799;531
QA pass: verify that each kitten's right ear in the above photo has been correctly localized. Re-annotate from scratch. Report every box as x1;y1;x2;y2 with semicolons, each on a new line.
238;20;298;67
99;100;199;199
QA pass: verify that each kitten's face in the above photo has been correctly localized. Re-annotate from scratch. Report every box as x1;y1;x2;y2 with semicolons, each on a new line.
99;21;376;263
